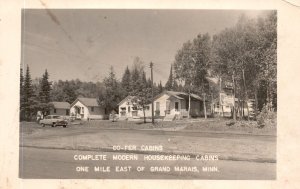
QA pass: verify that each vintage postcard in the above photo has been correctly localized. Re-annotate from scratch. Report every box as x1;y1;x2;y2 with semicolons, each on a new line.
1;0;300;188
19;9;277;180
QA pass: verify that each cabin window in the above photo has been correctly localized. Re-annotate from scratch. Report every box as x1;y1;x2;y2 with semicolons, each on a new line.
54;109;56;113
81;107;84;114
91;107;94;112
66;109;69;115
121;107;126;111
144;106;150;110
128;106;131;112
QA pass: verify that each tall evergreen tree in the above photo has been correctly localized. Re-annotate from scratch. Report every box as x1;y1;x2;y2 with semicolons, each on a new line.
173;80;179;91
38;69;53;115
130;67;140;94
20;67;24;120
158;81;163;93
165;65;174;90
23;65;38;121
122;66;131;96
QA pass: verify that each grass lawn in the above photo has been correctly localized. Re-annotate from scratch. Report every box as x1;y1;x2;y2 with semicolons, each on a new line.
183;118;276;136
82;117;276;136
20;120;276;162
20;116;276;136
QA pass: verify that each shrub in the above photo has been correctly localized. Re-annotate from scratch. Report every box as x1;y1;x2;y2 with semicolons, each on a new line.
257;104;277;128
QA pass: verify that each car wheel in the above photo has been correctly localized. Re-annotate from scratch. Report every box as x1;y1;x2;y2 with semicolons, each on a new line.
42;123;45;127
52;123;56;127
63;125;67;128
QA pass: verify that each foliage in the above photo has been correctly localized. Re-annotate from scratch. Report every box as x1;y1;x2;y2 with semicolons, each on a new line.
126;57;152;123
20;68;25;120
22;65;38;121
165;65;178;91
121;66;131;96
212;12;277;113
257;104;277;128
51;79;104;104
173;33;211;95
158;81;164;93
37;69;53;115
98;66;124;113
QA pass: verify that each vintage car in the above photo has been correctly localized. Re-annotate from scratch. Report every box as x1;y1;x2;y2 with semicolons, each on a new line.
39;115;68;127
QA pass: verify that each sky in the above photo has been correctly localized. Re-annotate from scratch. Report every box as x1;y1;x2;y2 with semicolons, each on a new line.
22;9;268;85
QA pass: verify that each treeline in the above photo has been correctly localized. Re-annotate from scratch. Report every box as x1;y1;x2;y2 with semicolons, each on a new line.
20;57;165;121
20;11;276;121
20;65;104;121
20;66;52;121
50;80;104;104
98;57;164;123
171;11;277;119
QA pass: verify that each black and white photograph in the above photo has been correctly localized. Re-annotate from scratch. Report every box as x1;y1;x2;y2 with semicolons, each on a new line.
19;9;277;179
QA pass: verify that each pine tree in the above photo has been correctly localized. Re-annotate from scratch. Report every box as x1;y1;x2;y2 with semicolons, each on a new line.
23;65;37;121
20;67;24;121
165;65;174;90
38;69;52;115
173;80;179;91
130;67;140;95
121;66;131;96
158;81;163;93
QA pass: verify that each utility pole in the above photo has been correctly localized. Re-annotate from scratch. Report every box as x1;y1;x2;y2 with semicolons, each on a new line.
150;62;154;124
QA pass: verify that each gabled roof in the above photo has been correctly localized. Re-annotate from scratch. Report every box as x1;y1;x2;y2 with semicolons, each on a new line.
71;97;99;107
154;90;203;101
165;91;185;100
118;96;134;106
50;101;70;109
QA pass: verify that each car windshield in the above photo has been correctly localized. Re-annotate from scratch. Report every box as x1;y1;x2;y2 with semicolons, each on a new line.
45;116;51;119
53;116;60;119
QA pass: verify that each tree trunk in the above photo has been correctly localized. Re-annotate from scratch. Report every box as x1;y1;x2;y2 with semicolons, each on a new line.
238;90;242;120
219;77;222;117
188;88;191;119
143;108;146;123
255;88;258;121
242;69;250;121
211;93;214;117
203;93;207;119
232;73;236;122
